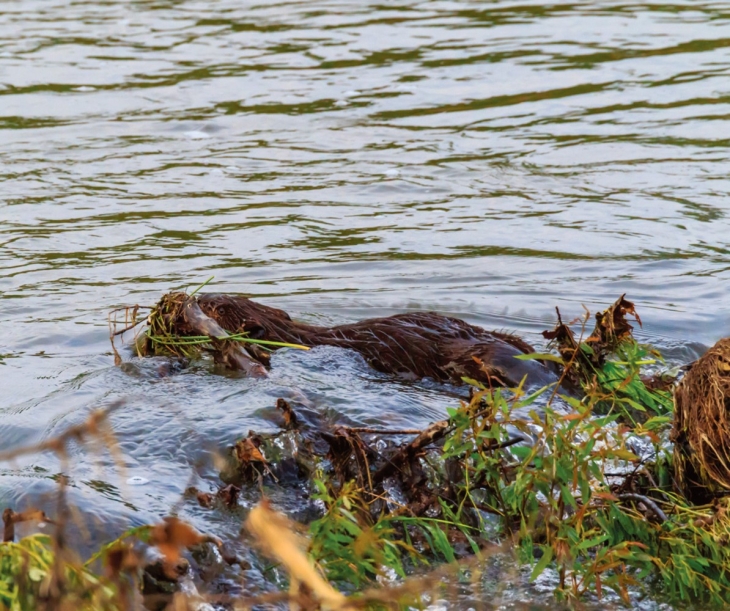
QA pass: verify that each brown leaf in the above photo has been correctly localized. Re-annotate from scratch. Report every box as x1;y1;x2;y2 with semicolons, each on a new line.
196;492;214;508
185;486;214;508
245;501;351;609
3;508;54;542
276;398;299;428
590;294;641;350
542;297;643;390
150;517;207;575
594;492;619;502
235;437;268;464
105;544;140;578
216;484;240;508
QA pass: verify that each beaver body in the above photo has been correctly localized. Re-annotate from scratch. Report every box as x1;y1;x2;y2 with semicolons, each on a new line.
194;294;560;389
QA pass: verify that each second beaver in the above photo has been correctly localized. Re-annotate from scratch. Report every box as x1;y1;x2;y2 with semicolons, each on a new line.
189;294;561;389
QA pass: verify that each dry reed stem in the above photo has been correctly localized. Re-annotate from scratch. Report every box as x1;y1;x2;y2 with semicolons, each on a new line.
245;500;353;610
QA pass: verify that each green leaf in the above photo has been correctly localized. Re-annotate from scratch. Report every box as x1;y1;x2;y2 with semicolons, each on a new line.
461;377;485;389
514;353;565;364
510;445;533;460
530;546;554;581
643;416;672;430
519;385;553;407
576;533;609;551
27;567;46;582
622;397;647;412
612;449;639;461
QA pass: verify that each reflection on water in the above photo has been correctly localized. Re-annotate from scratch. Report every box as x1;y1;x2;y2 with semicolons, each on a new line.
1;0;729;607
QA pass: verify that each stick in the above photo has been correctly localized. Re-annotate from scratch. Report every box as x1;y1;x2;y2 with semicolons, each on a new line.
345;428;423;435
182;298;267;377
372;420;451;485
618;493;668;522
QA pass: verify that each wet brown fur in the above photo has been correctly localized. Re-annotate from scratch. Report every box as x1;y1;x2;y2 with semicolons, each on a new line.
194;294;560;388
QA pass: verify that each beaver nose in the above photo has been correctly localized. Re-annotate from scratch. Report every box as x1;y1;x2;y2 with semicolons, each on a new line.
245;323;266;339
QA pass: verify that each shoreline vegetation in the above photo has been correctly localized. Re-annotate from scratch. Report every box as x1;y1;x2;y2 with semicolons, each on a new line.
3;293;730;610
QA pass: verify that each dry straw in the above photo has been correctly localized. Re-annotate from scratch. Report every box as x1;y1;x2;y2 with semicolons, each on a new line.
673;337;730;501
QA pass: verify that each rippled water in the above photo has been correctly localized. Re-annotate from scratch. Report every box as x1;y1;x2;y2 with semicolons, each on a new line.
2;0;730;606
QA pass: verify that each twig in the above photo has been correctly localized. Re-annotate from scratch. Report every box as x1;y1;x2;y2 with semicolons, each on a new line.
181;297;268;377
112;317;146;337
372;420;451;485
188;275;214;297
0;401;124;462
618;493;668;522
490;437;525;451
546;306;590;407
345;427;423;435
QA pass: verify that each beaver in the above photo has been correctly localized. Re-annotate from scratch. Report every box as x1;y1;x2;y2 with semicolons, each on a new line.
190;294;561;389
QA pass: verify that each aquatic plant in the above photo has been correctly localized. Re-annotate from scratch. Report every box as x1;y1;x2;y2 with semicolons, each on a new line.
439;382;656;603
108;281;309;370
142;291;309;358
0;533;121;611
0;522;156;611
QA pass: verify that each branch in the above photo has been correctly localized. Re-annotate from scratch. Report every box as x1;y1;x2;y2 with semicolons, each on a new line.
618;493;668;522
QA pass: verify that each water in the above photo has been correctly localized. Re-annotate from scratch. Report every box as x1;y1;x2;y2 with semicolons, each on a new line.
1;0;729;606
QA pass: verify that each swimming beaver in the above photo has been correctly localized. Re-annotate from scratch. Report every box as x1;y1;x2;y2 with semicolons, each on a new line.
190;294;561;389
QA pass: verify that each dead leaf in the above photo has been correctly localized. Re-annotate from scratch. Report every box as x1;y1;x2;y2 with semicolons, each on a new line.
276;398;299;429
594;492;619;502
3;508;54;543
245;500;352;610
217;484;240;508
150;517;208;576
105;544;140;578
235;437;268;464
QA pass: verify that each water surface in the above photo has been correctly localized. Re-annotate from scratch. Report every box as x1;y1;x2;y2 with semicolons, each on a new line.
1;0;729;606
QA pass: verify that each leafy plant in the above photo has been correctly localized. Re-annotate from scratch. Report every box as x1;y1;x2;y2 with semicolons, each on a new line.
307;478;469;591
0;534;129;611
588;340;673;422
441;383;654;603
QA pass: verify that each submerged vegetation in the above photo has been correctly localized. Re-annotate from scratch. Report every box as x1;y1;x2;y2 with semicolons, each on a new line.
6;294;730;609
